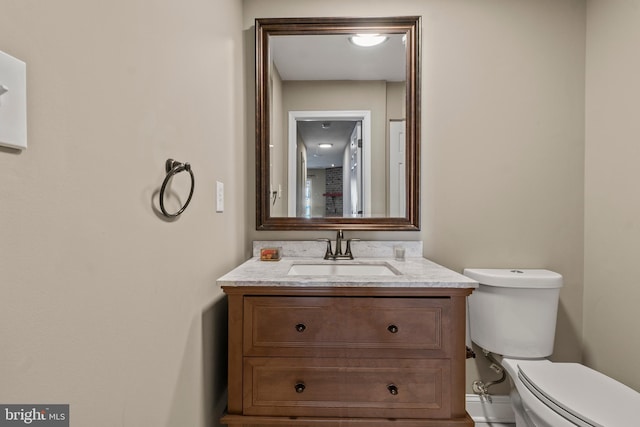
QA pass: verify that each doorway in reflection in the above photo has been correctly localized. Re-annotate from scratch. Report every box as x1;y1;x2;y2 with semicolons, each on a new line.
288;111;371;218
299;120;361;217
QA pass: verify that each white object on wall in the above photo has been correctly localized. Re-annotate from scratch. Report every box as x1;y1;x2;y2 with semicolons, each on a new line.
389;119;406;217
0;50;27;150
216;181;224;212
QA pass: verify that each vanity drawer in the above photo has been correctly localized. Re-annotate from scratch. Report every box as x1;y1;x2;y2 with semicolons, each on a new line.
243;357;451;418
243;296;451;358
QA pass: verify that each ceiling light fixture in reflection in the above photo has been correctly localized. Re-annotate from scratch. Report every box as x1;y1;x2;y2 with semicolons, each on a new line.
349;34;388;47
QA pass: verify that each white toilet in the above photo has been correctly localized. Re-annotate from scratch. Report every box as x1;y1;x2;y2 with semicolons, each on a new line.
465;268;640;427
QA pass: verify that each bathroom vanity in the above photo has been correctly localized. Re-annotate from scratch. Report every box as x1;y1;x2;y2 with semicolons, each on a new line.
238;15;457;424
218;242;477;427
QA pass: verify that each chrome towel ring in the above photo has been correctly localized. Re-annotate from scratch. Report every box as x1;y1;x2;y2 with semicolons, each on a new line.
160;159;194;218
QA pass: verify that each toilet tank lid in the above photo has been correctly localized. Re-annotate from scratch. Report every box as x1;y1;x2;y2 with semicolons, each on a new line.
463;268;563;289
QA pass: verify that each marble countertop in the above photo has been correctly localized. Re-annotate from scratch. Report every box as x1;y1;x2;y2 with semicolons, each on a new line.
217;256;478;289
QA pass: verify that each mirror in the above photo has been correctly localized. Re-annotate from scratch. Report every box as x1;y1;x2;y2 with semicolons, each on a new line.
256;16;421;230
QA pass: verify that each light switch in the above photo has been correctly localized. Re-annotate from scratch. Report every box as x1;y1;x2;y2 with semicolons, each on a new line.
216;181;224;212
0;50;27;150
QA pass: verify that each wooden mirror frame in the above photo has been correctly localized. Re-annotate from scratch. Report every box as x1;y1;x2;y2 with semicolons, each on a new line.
255;16;421;231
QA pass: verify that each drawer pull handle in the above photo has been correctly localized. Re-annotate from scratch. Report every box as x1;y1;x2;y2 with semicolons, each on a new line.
387;384;399;395
387;324;399;334
295;323;306;333
295;382;306;393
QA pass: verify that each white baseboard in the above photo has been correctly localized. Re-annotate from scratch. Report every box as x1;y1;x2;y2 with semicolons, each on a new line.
466;394;515;424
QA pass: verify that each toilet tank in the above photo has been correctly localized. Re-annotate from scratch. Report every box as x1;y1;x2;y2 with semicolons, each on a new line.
464;268;563;358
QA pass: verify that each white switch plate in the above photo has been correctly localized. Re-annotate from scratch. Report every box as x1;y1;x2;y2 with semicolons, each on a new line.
0;50;27;150
216;181;224;212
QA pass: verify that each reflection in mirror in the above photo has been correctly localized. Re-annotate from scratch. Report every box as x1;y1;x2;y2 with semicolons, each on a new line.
256;17;420;230
296;118;361;218
288;111;373;219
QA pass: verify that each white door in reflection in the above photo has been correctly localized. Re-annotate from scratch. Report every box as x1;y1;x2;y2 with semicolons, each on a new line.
345;121;363;216
389;120;406;217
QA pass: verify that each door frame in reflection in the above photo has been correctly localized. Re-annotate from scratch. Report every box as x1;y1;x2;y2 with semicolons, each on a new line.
287;110;372;217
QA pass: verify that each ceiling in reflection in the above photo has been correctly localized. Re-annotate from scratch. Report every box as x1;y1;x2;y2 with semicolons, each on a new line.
270;34;406;81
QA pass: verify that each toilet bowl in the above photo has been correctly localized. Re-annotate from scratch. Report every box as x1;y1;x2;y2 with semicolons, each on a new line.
465;268;640;427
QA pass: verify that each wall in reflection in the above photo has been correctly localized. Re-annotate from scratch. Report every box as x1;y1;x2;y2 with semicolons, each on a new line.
270;76;405;218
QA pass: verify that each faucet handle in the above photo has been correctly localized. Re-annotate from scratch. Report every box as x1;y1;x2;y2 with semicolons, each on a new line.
317;238;334;259
344;238;360;259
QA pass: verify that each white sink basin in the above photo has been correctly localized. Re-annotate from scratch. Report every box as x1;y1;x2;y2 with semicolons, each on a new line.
287;263;398;276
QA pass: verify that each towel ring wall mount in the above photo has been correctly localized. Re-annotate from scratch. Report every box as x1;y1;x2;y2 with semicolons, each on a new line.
159;158;195;218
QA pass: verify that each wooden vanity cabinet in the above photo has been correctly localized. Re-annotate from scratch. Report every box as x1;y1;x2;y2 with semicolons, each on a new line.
221;286;474;427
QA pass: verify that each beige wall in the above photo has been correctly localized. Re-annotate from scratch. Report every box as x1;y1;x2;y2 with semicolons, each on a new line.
584;0;640;391
269;64;287;216
386;81;406;214
0;0;246;426
8;1;635;425
245;0;587;395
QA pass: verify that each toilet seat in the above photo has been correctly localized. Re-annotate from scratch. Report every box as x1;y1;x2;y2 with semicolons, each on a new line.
515;360;640;427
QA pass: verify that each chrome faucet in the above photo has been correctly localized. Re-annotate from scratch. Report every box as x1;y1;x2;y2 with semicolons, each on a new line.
319;230;359;260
